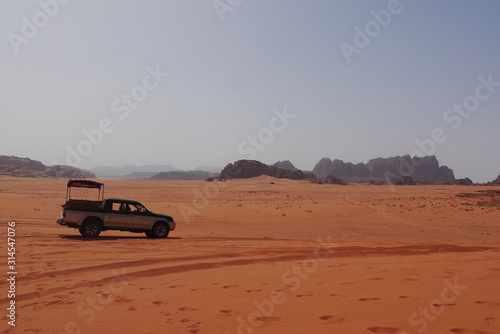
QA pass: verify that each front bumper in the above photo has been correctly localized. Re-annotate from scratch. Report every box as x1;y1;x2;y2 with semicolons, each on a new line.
168;221;176;231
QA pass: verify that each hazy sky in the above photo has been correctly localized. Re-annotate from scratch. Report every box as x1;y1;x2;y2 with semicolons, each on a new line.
1;0;499;182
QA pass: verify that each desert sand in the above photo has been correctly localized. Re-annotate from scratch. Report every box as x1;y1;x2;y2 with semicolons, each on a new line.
0;176;499;334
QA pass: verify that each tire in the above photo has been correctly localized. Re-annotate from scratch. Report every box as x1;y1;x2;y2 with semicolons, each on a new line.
151;222;169;238
79;219;102;237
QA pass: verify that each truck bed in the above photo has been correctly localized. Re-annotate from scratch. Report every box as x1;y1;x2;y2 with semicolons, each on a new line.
64;199;103;210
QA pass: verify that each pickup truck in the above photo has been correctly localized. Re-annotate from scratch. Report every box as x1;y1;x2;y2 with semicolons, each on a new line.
56;180;175;238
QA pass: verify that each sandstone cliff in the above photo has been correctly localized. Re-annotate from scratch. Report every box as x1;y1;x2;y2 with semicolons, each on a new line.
313;155;455;184
219;160;317;181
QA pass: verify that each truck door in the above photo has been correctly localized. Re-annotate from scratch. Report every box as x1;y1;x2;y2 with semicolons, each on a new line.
126;203;152;229
104;201;131;228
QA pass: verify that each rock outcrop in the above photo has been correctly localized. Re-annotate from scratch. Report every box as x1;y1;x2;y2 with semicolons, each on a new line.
272;160;298;171
455;177;474;186
491;175;500;185
0;155;95;178
313;155;455;184
323;175;347;185
219;160;317;181
0;155;46;172
314;158;369;180
390;176;416;185
220;160;269;179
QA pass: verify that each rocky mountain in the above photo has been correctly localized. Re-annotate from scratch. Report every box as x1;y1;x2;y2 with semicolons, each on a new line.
219;160;317;181
491;175;500;185
314;158;369;179
323;175;347;185
0;155;46;172
313;155;455;184
272;160;298;171
0;156;95;178
455;177;474;186
150;171;218;181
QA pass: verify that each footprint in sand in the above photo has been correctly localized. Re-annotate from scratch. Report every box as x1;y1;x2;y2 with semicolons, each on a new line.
319;315;346;323
188;322;201;331
219;310;239;317
367;327;403;334
484;318;497;325
169;285;186;288
432;303;456;307
114;296;133;303
449;329;492;334
399;296;419;300
128;306;137;311
296;294;314;297
366;277;385;281
404;278;419;282
330;293;346;297
179;307;197;311
359;298;381;301
222;285;241;289
475;301;500;306
245;289;263;293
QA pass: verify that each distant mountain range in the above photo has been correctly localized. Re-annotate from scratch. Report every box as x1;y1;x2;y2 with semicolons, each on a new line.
220;157;457;184
219;156;499;185
1;155;498;184
86;164;180;177
85;164;223;180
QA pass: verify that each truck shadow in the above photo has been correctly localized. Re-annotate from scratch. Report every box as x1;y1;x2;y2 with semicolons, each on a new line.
58;235;181;241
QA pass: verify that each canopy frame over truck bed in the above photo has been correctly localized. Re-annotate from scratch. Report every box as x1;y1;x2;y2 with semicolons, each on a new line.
64;179;104;208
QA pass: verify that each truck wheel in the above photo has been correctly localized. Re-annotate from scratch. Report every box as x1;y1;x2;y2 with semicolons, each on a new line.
151;222;169;238
80;220;102;237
